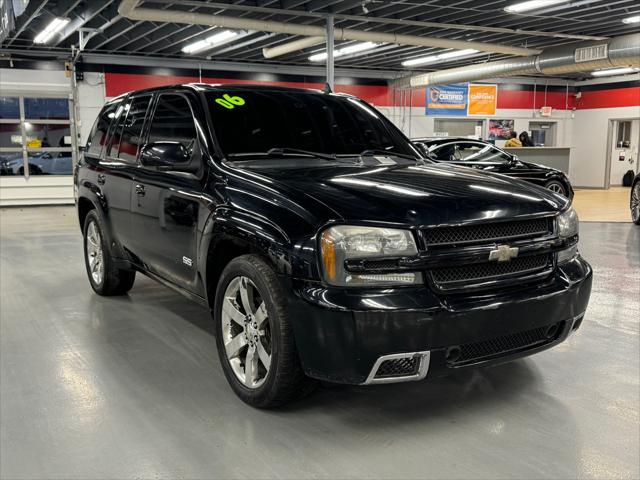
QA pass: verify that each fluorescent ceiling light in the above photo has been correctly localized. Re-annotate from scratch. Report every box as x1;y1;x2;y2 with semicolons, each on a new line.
504;0;569;13
33;17;70;44
622;15;640;24
182;30;239;54
591;67;640;77
309;42;379;62
402;49;479;67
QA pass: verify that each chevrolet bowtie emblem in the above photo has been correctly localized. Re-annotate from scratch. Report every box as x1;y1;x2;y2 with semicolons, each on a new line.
489;245;519;262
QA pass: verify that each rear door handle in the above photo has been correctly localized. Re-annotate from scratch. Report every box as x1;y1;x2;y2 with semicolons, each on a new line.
135;184;146;196
97;174;106;185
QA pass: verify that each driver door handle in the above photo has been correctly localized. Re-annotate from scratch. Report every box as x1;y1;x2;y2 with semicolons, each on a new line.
135;184;145;197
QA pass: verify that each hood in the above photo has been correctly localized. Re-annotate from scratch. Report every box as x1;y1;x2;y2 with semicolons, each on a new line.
237;161;568;227
519;160;564;176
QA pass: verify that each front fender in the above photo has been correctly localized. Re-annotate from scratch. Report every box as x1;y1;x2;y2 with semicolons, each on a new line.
198;206;295;289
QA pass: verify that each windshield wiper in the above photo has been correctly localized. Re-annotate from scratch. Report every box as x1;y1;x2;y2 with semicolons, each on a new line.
267;147;337;161
227;148;337;161
357;149;420;161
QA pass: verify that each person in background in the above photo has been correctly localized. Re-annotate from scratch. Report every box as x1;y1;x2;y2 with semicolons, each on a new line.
519;131;535;147
504;131;522;148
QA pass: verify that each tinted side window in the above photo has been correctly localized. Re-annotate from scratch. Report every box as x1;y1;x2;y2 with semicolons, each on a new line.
430;143;457;161
86;102;120;157
105;101;127;158
455;143;512;163
148;94;197;155
117;95;152;163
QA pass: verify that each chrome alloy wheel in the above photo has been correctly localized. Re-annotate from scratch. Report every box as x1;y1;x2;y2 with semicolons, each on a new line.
86;221;104;285
547;182;565;195
632;183;640;223
221;276;272;389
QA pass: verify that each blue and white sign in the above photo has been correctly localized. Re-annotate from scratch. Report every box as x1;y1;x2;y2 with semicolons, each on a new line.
425;83;468;116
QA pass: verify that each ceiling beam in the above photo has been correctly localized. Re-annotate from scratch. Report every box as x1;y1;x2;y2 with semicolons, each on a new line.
5;0;50;46
54;1;118;46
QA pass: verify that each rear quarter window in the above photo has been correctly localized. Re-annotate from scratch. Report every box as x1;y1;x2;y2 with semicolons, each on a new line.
86;101;120;157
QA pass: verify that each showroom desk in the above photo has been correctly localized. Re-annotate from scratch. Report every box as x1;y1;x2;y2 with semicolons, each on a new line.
503;147;570;173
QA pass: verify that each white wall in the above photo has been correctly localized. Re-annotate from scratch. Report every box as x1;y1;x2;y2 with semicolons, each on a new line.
76;72;106;146
569;106;640;188
378;106;572;148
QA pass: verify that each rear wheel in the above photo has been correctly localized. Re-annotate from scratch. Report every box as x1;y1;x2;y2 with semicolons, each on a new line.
631;182;640;225
214;254;316;408
83;211;135;295
545;179;567;197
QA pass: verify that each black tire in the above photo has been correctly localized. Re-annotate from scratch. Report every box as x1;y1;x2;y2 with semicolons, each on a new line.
544;179;568;197
83;210;136;296
214;254;316;408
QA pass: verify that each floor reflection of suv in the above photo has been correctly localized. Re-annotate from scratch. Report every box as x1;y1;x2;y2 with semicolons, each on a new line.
413;137;574;199
75;85;592;408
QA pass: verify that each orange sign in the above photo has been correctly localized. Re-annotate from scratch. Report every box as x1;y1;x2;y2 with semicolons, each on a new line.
467;84;497;116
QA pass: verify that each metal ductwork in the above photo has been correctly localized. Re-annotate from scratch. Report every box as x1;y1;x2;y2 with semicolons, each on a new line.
396;33;640;89
118;0;540;57
263;36;324;59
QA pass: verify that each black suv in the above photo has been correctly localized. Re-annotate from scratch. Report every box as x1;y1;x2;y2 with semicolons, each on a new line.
413;137;574;199
75;84;592;408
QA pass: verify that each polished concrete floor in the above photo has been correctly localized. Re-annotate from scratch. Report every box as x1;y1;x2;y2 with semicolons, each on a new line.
1;207;639;480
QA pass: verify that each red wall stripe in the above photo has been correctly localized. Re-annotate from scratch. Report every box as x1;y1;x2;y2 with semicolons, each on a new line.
104;73;639;110
104;73;391;106
576;87;640;110
497;90;575;110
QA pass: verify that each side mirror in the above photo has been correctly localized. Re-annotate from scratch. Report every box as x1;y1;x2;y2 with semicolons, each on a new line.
140;141;198;173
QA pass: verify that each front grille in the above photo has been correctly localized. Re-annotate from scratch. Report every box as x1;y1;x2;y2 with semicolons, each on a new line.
447;321;564;366
423;218;552;247
360;259;399;271
374;357;419;378
431;253;551;290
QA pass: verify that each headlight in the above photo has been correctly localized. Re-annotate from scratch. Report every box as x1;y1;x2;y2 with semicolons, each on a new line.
557;206;579;264
557;206;579;239
320;225;422;286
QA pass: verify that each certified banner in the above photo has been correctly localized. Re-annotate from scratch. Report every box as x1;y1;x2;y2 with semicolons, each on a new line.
425;83;468;116
467;84;497;116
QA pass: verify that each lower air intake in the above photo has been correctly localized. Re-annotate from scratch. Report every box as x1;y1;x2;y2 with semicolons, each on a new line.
374;357;419;378
447;321;565;366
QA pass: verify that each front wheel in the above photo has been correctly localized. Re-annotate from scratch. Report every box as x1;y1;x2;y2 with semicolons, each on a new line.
214;254;316;408
631;182;640;225
544;179;568;197
83;210;135;296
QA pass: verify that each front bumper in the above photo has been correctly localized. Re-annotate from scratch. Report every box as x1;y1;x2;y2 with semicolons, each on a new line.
287;255;592;385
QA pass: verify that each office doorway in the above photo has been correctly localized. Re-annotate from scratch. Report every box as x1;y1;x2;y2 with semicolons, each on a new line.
606;119;639;187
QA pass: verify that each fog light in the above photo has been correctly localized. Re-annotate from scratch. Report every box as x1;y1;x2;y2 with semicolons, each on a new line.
558;245;577;264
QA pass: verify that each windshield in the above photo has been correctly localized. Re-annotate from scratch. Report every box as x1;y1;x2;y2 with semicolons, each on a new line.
205;89;418;158
429;142;512;163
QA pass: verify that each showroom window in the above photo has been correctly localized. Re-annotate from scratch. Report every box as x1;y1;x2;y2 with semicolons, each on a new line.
0;95;74;177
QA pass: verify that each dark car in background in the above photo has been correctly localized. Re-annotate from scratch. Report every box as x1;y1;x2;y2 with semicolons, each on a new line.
631;172;640;225
75;84;591;408
413;137;574;199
